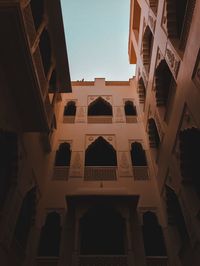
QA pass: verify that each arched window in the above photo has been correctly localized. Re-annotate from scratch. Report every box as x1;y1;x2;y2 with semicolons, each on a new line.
88;97;112;116
155;60;175;107
179;127;200;197
131;142;147;166
39;30;51;76
64;101;76;116
0;130;18;209
142;26;154;73
38;212;62;257
55;142;71;166
138;78;146;104
80;205;125;255
85;137;117;166
30;0;44;30
49;70;57;93
14;187;37;248
124;101;137;116
165;186;189;242
148;118;160;148
142;211;167;256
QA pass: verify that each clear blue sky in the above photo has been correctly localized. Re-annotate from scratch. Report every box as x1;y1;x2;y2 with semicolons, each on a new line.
60;0;135;81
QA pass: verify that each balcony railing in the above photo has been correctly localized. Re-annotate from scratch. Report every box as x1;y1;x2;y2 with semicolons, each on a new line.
37;257;59;266
84;166;117;181
53;166;70;180
79;255;128;266
133;166;149;180
63;115;75;123
146;256;168;266
125;115;137;123
88;116;112;124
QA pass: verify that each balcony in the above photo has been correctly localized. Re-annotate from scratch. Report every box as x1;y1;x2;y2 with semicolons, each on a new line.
146;256;168;266
0;0;71;131
88;116;112;124
79;255;128;266
125;115;137;123
37;257;59;266
53;166;70;180
133;166;149;180
84;166;117;181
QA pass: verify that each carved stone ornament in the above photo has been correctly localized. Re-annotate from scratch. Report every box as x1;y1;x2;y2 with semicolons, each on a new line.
165;43;180;78
69;152;83;178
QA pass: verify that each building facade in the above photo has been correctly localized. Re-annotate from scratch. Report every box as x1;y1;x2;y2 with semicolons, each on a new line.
129;0;200;265
0;0;200;266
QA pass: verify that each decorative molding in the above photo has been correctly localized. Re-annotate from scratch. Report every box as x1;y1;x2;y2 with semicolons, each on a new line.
114;106;125;123
85;135;116;149
165;42;180;78
88;95;113;106
75;106;87;123
118;151;133;177
69;151;83;178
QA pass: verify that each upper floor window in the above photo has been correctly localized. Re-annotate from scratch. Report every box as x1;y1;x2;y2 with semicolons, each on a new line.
138;77;146;104
63;101;76;123
88;97;113;123
142;26;154;73
84;136;117;181
148;118;160;149
55;142;71;166
124;101;137;116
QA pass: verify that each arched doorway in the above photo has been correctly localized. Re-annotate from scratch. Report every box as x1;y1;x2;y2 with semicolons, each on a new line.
80;205;125;255
138;78;146;104
179;127;200;198
38;212;62;257
54;142;71;180
84;137;117;180
124;101;137;123
131;142;148;180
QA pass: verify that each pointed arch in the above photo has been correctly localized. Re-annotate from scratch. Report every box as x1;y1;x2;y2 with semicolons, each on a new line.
138;77;146;104
88;97;113;116
142;26;154;72
179;127;200;197
148;118;160;148
131;142;147;166
55;142;71;166
38;212;62;256
85;137;117;166
64;101;76;116
142;211;167;256
124;101;137;116
14;187;37;248
155;60;175;107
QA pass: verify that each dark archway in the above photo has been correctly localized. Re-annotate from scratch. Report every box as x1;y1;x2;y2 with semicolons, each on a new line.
124;101;137;116
155;60;175;107
39;29;51;76
148;118;160;148
80;205;125;255
142;211;167;256
131;142;147;166
85;137;117;166
38;212;62;257
179;127;200;197
88;97;113;116
142;26;154;72
14;187;37;249
138;77;146;104
64;101;76;116
0;130;18;209
55;143;71;166
30;0;44;30
165;186;189;242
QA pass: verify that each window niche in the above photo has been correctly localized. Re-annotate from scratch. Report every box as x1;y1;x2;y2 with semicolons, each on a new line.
130;142;149;180
124;101;137;123
63;101;77;123
142;26;154;74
